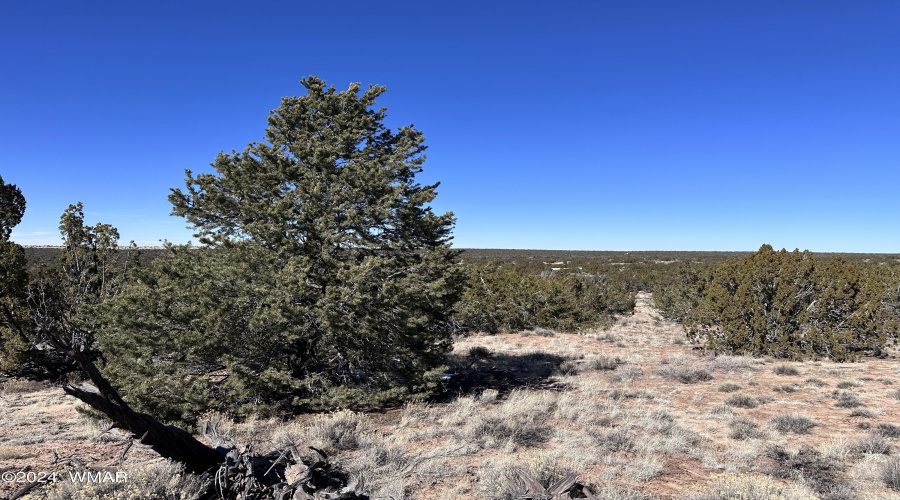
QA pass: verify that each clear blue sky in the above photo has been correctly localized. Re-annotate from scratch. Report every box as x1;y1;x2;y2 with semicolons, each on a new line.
2;1;898;252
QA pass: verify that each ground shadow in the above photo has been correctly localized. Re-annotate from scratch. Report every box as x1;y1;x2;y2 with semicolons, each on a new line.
435;350;572;401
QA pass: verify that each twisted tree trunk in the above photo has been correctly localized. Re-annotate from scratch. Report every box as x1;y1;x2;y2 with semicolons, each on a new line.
61;349;224;473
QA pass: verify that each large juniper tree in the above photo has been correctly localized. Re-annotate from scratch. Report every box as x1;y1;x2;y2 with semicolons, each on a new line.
100;77;463;419
686;244;894;361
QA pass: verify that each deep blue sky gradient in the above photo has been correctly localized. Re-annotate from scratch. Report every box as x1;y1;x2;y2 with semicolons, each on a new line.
2;1;898;251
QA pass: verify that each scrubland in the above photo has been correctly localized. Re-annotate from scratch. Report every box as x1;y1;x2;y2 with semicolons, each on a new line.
5;292;900;499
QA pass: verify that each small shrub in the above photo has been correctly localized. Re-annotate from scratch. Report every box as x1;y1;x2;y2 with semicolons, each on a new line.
836;380;860;389
773;385;799;393
773;364;800;376
590;355;618;371
308;410;370;452
881;456;900;491
729;417;762;440
610;366;643;383
889;388;900;400
592;427;634;452
725;394;761;409
851;433;891;455
770;413;817;435
834;391;863;409
765;444;842;495
875;423;900;438
804;377;827;387
718;383;742;393
659;365;714;384
848;409;875;418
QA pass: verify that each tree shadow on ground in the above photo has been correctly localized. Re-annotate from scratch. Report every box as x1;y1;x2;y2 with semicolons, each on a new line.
435;350;572;401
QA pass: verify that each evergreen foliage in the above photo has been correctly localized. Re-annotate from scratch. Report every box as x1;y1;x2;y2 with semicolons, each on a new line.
454;263;635;334
686;244;896;361
98;77;464;419
0;199;134;377
0;175;30;372
650;261;714;323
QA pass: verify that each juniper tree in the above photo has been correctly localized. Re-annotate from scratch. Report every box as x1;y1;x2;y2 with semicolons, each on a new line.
0;174;30;372
99;77;464;419
687;244;893;361
0;186;223;471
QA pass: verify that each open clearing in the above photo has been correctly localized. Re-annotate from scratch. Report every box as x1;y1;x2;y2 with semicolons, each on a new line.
4;292;900;499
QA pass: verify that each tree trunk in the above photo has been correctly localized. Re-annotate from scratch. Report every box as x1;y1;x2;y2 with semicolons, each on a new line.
63;350;224;473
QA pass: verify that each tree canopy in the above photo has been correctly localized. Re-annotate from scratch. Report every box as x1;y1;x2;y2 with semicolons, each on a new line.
99;77;464;420
686;244;895;361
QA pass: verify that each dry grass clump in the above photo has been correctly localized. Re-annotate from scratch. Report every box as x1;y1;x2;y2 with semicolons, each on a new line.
848;408;875;418
717;383;742;393
773;364;800;376
0;379;49;394
851;433;891;456
553;392;614;426
804;377;827;387
658;364;714;384
836;380;861;389
724;394;769;409
466;390;556;450
589;354;619;371
769;414;817;435
609;366;643;383
708;354;761;371
42;461;209;500
728;417;763;440
833;391;864;409
691;472;818;500
874;423;900;439
307;409;372;452
881;456;900;491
